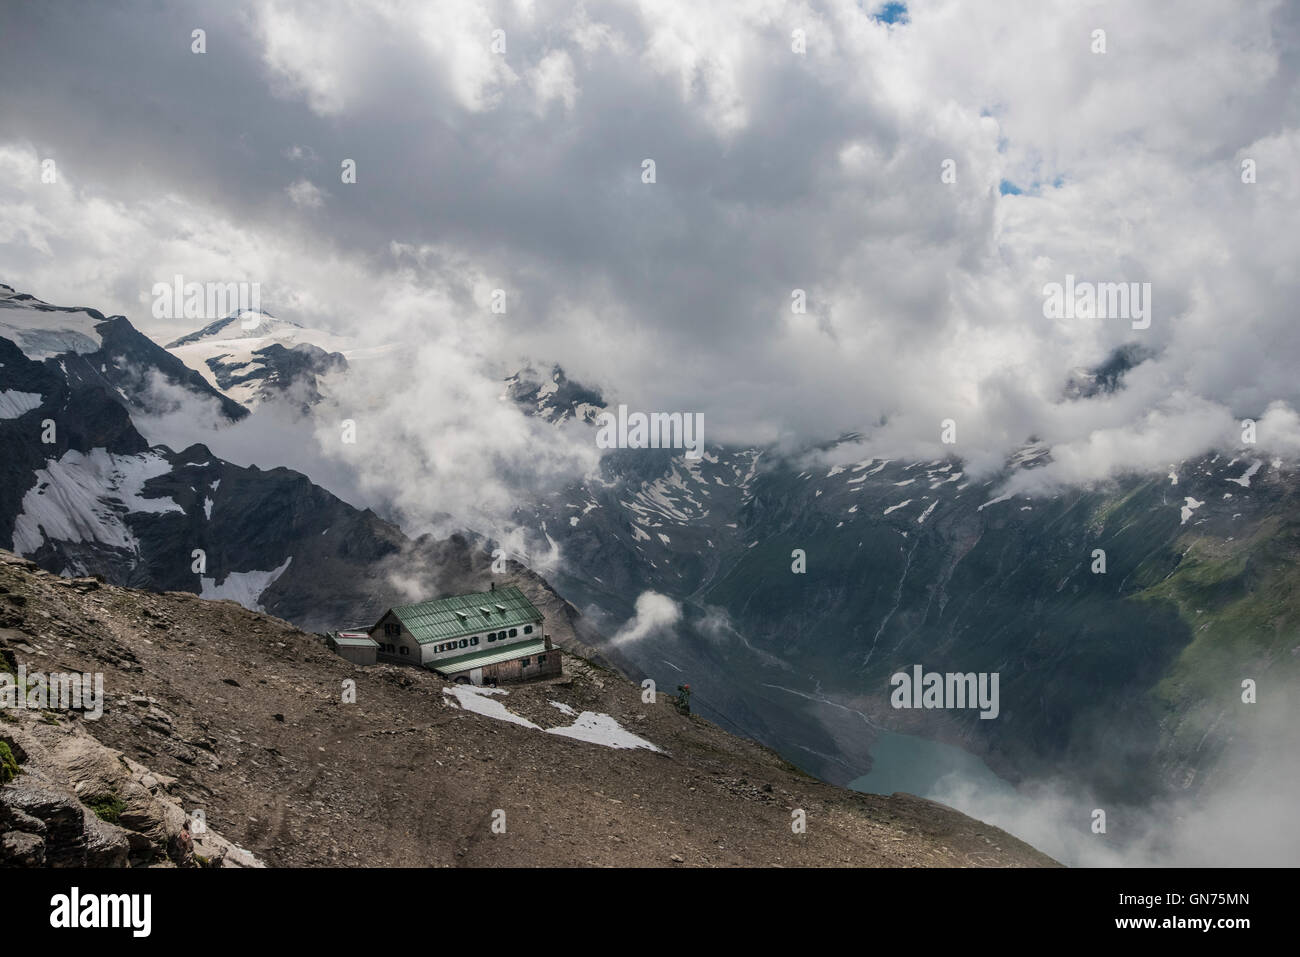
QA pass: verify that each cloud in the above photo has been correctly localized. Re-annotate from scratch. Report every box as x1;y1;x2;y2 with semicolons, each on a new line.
529;49;578;115
285;178;324;208
609;591;682;647
127;256;603;546
928;693;1300;866
0;0;1297;490
1000;394;1240;495
307;326;602;541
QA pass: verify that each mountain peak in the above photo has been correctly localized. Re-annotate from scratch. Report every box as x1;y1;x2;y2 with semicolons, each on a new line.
504;363;606;425
164;309;301;348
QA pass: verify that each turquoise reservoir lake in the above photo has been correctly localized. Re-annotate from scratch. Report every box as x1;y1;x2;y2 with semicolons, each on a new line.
848;730;1018;803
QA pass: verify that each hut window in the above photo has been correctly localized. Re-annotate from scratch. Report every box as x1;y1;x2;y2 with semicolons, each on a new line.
520;658;531;667
470;637;479;646
509;628;518;637
459;639;468;648
538;655;547;664
523;625;533;635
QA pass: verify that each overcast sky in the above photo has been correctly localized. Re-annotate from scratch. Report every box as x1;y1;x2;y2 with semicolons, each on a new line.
2;0;1299;508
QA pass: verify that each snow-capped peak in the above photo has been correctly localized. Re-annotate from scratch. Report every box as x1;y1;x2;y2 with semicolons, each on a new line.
0;285;108;359
164;309;354;411
164;309;305;348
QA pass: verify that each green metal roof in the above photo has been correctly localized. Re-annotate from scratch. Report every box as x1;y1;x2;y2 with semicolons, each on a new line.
385;586;543;645
433;638;549;675
333;632;378;648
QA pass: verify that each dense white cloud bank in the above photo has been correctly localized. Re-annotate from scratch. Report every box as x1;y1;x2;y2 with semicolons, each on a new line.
1;0;1297;511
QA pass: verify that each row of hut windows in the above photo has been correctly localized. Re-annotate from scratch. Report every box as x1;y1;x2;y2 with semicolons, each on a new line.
433;625;533;655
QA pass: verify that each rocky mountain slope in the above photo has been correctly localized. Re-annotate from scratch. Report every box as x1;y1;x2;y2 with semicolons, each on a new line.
504;370;1300;817
1;283;247;423
503;364;606;426
0;282;491;633
9;279;1289;858
0;284;624;650
0;690;262;868
163;309;350;411
0;550;1054;867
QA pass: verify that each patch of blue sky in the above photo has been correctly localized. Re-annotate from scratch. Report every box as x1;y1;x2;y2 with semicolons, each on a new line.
871;3;910;25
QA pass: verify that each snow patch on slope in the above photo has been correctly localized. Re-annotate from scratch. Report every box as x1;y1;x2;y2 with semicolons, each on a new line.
0;389;42;419
545;711;662;751
0;299;104;359
200;557;293;612
443;685;541;728
1225;460;1262;488
442;686;660;751
12;449;182;556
